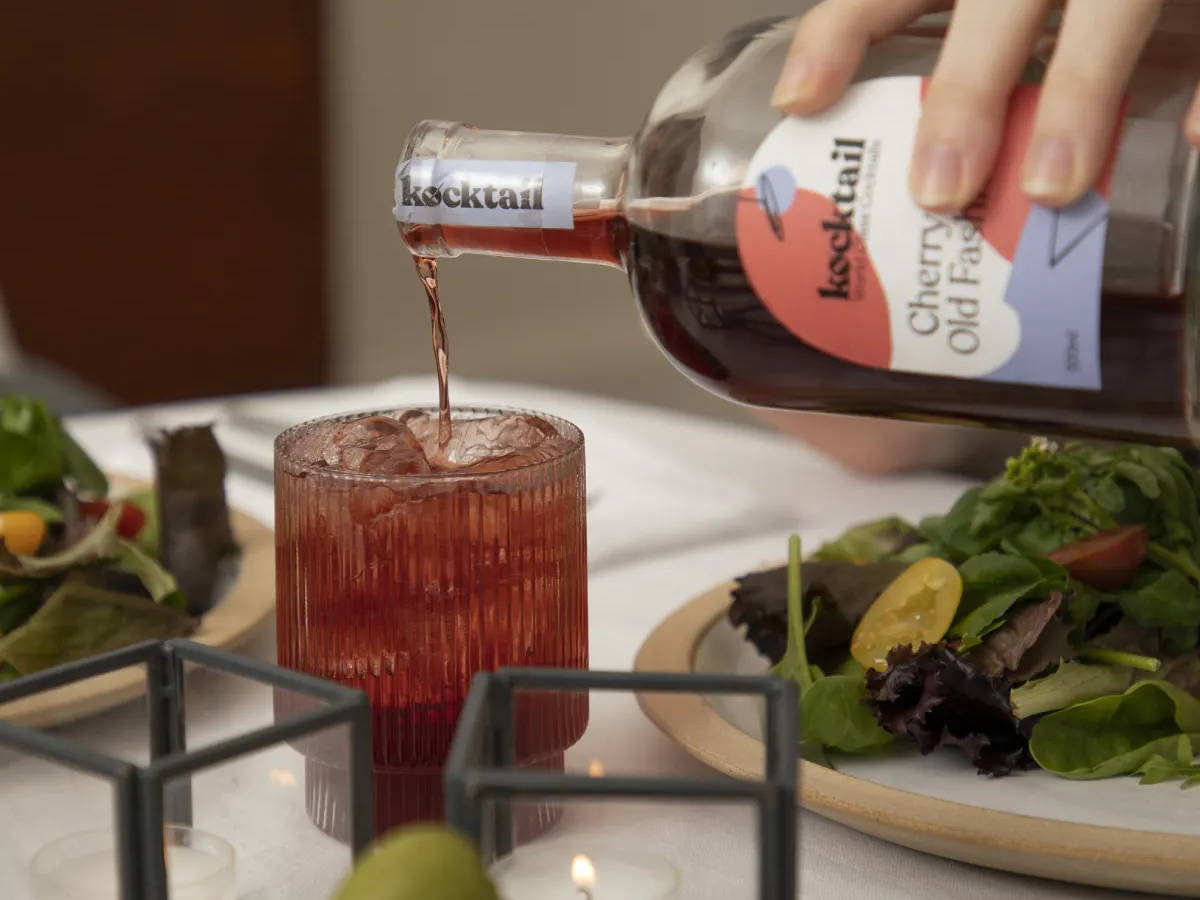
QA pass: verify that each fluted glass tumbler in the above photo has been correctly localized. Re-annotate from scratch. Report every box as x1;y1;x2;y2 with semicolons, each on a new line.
274;407;588;838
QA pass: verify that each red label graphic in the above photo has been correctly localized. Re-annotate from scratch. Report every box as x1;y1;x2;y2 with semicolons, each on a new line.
737;187;891;368
736;77;1121;389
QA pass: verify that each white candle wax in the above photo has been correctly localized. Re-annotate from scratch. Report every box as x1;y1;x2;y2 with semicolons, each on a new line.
491;843;679;900
31;828;235;900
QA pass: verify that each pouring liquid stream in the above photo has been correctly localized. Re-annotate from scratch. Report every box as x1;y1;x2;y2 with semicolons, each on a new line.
413;254;451;450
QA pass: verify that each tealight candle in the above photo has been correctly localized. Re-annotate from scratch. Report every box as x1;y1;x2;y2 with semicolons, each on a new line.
30;825;235;900
491;842;679;900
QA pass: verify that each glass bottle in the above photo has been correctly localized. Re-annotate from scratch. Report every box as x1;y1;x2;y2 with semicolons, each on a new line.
396;14;1199;445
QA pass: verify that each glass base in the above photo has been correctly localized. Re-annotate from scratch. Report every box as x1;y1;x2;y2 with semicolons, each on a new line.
305;753;565;842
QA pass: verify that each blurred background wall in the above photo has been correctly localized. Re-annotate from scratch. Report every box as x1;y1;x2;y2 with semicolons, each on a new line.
0;0;786;422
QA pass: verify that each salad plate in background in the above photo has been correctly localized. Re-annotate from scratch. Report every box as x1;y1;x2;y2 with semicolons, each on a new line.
0;396;274;727
637;439;1200;896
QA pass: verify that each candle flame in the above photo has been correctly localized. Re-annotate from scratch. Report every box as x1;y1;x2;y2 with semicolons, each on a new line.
268;768;297;787
571;854;597;888
587;760;605;777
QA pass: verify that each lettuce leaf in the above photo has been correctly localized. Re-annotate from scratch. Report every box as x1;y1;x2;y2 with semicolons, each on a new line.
1010;661;1134;718
149;426;239;615
812;517;921;564
0;575;190;674
1029;680;1200;779
113;540;184;608
0;504;121;578
730;560;906;664
865;641;1033;775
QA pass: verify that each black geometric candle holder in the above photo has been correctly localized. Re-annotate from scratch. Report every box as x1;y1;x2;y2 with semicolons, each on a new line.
0;638;373;900
444;667;797;900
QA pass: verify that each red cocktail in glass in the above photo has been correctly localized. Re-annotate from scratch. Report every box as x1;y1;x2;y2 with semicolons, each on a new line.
274;406;588;837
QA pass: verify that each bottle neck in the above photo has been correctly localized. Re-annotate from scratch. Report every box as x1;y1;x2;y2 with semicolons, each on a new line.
395;121;629;268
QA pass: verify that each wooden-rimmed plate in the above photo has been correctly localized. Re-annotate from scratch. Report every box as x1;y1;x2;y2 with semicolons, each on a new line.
635;579;1200;897
0;495;274;729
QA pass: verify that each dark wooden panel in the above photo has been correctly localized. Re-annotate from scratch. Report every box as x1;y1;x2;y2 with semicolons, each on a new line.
0;1;325;404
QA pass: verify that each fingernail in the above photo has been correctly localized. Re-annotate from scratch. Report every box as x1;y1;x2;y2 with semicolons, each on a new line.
910;142;963;210
771;55;814;110
1022;135;1075;201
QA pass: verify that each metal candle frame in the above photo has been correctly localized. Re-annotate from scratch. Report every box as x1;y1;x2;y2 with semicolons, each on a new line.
0;639;373;900
444;667;798;900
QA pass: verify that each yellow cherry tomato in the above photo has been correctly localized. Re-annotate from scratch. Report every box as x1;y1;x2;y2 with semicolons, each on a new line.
0;510;48;556
851;558;963;671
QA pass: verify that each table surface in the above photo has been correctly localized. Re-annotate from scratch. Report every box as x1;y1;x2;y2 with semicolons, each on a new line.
0;376;1161;899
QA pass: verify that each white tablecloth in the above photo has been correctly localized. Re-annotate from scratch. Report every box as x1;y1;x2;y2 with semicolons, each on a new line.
0;377;1157;898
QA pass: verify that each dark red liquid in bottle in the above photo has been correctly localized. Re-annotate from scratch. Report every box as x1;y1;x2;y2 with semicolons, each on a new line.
626;219;1196;445
411;201;1197;445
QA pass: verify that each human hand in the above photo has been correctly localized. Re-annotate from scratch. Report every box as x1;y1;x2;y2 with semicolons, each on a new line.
772;0;1200;212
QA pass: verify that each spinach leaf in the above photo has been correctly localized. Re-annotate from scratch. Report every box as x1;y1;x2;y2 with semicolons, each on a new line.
60;430;107;497
0;581;44;635
1135;735;1200;787
1065;584;1103;627
833;655;867;679
0;395;65;495
1162;626;1200;656
812;517;920;564
951;553;1067;648
1029;680;1200;779
1010;661;1133;718
924;442;1200;597
0;395;107;496
801;675;892;753
921;487;991;559
768;537;892;758
891;541;952;564
1119;569;1200;628
0;575;190;675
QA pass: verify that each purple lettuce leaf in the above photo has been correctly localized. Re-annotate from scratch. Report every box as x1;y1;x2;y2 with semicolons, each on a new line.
865;642;1034;776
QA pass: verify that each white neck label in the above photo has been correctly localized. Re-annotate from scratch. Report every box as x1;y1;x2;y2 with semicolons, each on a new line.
394;158;576;229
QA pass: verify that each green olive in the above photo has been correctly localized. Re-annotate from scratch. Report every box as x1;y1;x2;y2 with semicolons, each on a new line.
333;824;499;900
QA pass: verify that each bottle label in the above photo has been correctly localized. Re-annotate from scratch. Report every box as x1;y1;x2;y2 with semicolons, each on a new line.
737;77;1120;391
393;158;576;229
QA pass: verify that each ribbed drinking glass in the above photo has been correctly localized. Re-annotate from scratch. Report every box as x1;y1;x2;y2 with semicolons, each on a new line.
274;406;588;837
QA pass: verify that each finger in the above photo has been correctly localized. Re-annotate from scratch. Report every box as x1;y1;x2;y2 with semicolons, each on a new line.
772;0;947;114
1022;0;1163;206
1186;81;1200;147
909;0;1052;212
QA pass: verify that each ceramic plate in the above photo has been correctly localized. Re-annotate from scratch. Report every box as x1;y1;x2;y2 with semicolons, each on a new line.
635;579;1200;897
0;488;275;729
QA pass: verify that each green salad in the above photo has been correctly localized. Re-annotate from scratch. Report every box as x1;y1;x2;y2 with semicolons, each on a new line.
730;438;1200;786
0;395;238;681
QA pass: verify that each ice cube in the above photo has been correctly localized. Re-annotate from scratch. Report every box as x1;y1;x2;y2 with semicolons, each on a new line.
322;415;431;475
402;412;568;472
283;420;345;466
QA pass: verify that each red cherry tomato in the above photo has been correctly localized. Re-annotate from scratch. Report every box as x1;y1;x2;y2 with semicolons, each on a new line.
78;499;147;539
1047;525;1148;591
